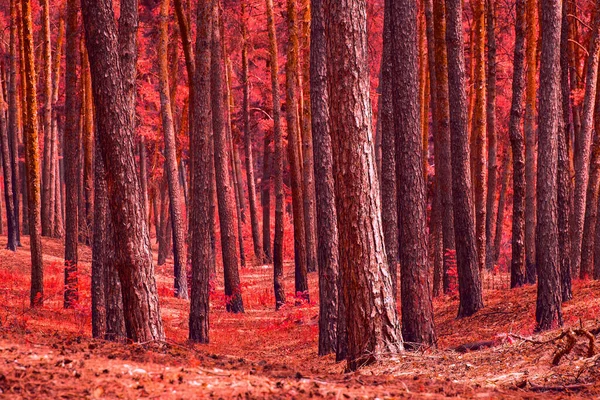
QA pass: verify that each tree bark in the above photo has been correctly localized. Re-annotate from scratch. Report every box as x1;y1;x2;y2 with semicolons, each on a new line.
92;137;107;339
0;70;17;251
509;0;527;289
324;0;402;370
445;0;484;317
311;0;339;357
391;0;436;348
159;0;189;300
51;16;65;240
8;0;21;246
494;147;511;265
21;0;44;308
82;0;165;342
266;0;286;310
535;0;563;331
40;0;53;237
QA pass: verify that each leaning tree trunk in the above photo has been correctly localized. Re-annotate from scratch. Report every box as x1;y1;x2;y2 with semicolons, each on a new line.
287;0;309;301
189;0;213;344
21;0;44;308
445;0;484;317
211;2;244;313
159;0;189;300
266;0;286;310
535;0;563;332
311;0;339;357
391;0;436;348
324;0;402;371
81;0;164;342
508;0;527;289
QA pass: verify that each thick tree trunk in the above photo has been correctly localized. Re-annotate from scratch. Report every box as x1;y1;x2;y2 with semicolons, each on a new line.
485;0;498;271
82;0;164;342
445;0;484;317
524;0;539;284
92;138;107;340
21;0;44;308
571;6;600;279
63;0;81;309
324;0;402;370
391;0;436;348
189;0;213;343
380;0;398;298
535;0;563;331
159;0;189;300
433;0;455;292
266;0;286;310
508;0;527;289
211;2;244;313
287;0;309;301
311;0;339;357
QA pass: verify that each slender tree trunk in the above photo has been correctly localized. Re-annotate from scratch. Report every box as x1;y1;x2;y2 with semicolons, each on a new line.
92;137;107;339
21;0;44;308
189;0;213;343
324;0;402;370
535;0;563;331
18;2;29;239
485;0;498;271
380;0;398;298
287;0;309;301
8;0;21;246
391;0;436;348
524;0;539;284
82;0;165;342
158;0;189;300
508;0;527;288
311;0;339;356
81;47;94;245
211;1;244;313
446;0;484;317
266;0;286;310
0;73;17;251
262;129;272;264
40;0;53;237
433;0;455;292
494;147;511;265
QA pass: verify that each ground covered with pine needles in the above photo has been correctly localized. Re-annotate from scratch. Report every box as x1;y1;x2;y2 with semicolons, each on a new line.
0;236;600;398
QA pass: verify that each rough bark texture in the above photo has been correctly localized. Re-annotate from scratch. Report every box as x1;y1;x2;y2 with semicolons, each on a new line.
82;0;164;342
159;0;189;300
21;0;44;308
92;138;107;339
324;0;402;371
433;0;455;292
240;0;263;264
310;0;339;357
40;0;53;237
189;0;213;343
261;128;272;264
380;0;398;298
286;0;309;301
524;0;538;284
265;0;286;310
8;0;21;246
472;0;487;273
559;0;573;300
211;2;244;313
390;0;436;348
508;0;527;289
0;70;17;251
485;0;498;271
535;0;563;331
571;6;600;279
494;147;511;265
445;0;484;317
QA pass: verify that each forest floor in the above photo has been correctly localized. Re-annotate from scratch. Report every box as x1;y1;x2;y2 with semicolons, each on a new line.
1;236;600;398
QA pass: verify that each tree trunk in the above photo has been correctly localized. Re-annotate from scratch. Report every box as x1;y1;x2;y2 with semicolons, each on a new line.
311;0;339;357
262;129;272;264
266;0;286;310
0;71;17;251
189;0;213;343
380;0;398;298
494;147;511;265
485;0;498;271
21;0;44;308
81;47;94;245
82;0;165;342
391;0;436;348
524;0;539;284
8;0;21;246
433;0;455;292
445;0;484;317
508;0;527;289
535;0;563;332
211;2;244;313
287;0;309;301
159;0;189;300
324;0;402;370
241;0;263;264
92;137;107;340
40;0;53;237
